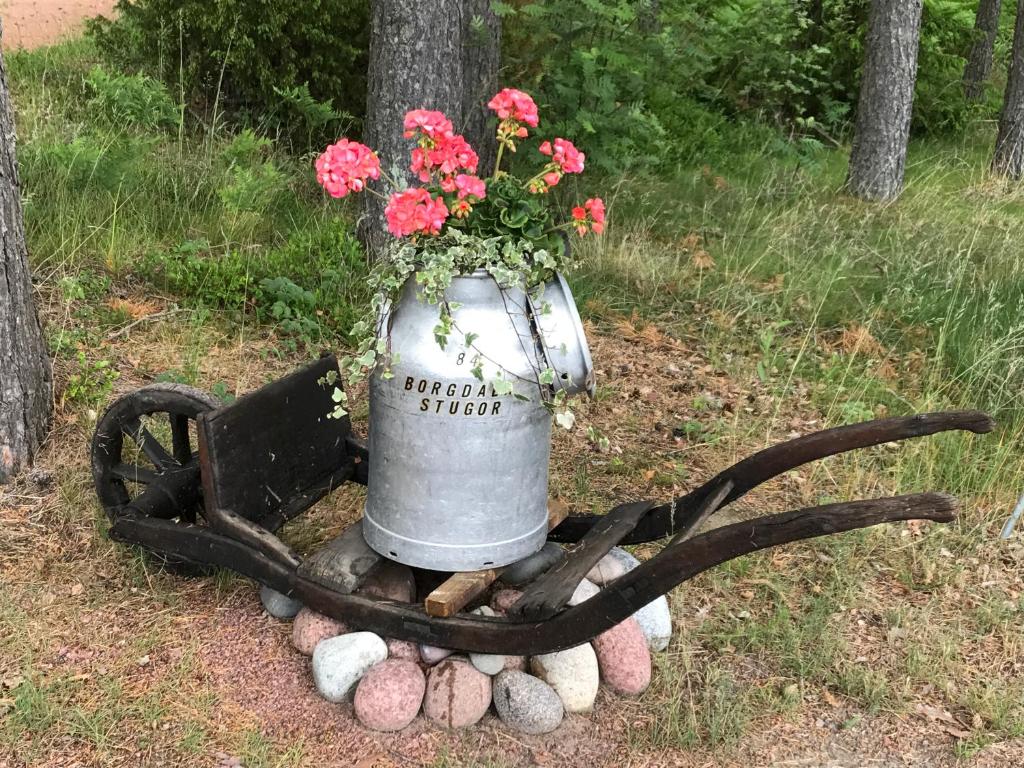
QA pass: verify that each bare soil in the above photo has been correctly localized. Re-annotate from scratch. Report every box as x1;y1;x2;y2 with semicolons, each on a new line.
1;0;116;50
2;296;1021;767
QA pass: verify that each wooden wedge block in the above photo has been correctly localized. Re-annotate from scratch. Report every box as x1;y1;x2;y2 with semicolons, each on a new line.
423;499;570;618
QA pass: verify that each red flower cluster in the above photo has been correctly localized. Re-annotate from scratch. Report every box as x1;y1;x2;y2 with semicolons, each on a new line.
385;188;449;238
315;87;606;238
315;139;381;198
572;198;606;236
402;109;453;140
487;88;540;128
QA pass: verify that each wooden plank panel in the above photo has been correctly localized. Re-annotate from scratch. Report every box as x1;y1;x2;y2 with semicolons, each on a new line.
423;499;569;618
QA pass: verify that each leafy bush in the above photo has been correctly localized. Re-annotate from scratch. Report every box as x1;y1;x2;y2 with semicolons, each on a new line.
87;0;368;141
84;65;178;130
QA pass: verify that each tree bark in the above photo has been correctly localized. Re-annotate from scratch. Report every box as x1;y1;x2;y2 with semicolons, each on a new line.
0;25;52;483
459;0;501;176
963;0;1003;102
360;0;467;259
845;0;923;202
994;0;1024;178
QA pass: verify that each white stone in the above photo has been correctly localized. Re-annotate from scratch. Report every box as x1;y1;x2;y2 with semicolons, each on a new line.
586;547;640;586
530;644;600;713
633;595;672;652
419;645;454;665
312;632;388;703
259;585;303;619
568;578;600;605
469;606;505;675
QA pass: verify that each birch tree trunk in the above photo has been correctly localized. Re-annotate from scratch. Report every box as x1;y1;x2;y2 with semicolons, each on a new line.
360;0;466;258
0;26;52;483
963;0;1003;102
460;0;502;176
993;0;1024;178
845;0;924;202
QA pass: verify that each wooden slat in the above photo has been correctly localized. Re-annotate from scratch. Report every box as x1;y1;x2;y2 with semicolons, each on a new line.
423;499;569;618
508;499;654;621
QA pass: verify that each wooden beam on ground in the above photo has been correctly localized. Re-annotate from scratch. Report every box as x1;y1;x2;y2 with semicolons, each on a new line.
423;499;570;618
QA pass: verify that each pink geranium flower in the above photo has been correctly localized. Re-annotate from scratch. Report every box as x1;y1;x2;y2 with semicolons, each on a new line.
548;138;585;174
315;139;381;198
454;174;486;200
487;88;539;127
384;188;449;237
403;109;454;139
428;133;479;177
572;197;606;236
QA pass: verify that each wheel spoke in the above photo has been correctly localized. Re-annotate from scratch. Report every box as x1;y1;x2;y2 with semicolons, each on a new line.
121;417;175;470
170;414;191;465
110;463;160;484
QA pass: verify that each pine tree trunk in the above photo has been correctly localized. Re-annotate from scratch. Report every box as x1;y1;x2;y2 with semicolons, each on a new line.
963;0;1003;102
0;30;52;483
360;0;466;259
994;0;1024;178
845;0;923;202
460;0;501;176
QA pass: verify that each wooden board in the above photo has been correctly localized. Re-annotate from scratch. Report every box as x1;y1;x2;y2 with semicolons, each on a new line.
197;354;354;531
423;499;569;618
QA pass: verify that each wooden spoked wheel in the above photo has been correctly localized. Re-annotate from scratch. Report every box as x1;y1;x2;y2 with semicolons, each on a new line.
91;383;221;526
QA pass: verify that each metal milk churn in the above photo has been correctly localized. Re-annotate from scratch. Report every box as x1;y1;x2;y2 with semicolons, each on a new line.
363;270;594;571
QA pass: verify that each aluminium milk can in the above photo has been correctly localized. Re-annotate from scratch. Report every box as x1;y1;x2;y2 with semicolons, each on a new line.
362;270;594;571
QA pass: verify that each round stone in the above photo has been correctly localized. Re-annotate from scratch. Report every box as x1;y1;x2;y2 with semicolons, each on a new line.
489;588;524;614
633;595;672;652
386;638;421;662
568;578;600;606
500;543;565;586
292;608;348;656
586;547;640;586
260;585;303;619
358;561;416;603
311;632;388;703
469;606;505;675
503;655;527;672
422;658;492;728
492;671;563;735
592;617;651;695
354;659;426;732
419;645;454;665
530;644;599;713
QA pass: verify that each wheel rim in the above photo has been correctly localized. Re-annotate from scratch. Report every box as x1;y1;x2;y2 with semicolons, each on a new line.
91;385;221;523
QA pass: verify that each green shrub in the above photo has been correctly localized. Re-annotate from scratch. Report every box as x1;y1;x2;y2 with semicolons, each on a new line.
87;0;368;143
84;65;178;130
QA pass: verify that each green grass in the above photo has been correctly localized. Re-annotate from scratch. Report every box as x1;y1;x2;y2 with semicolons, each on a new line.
6;34;1024;766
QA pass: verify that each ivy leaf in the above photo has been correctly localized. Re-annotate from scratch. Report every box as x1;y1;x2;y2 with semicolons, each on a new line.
555;410;576;429
492;377;515;396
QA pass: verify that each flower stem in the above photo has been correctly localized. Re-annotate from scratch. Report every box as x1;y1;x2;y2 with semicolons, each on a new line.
492;142;505;180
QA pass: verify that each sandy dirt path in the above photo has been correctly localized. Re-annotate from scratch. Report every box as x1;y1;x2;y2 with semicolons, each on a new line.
1;0;116;49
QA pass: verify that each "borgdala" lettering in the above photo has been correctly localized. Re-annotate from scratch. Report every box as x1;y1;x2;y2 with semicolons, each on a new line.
404;376;504;417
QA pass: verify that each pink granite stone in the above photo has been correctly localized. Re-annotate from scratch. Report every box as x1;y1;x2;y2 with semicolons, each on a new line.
591;617;651;695
386;638;421;662
503;655;527;672
354;659;426;732
291;608;348;656
422;658;492;728
489;589;524;614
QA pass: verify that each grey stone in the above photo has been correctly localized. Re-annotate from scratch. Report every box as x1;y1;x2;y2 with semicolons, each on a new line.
633;595;672;652
500;543;565;586
568;578;600;606
493;670;564;735
469;606;505;675
586;547;640;585
312;632;388;703
259;585;303;619
530;644;599;713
